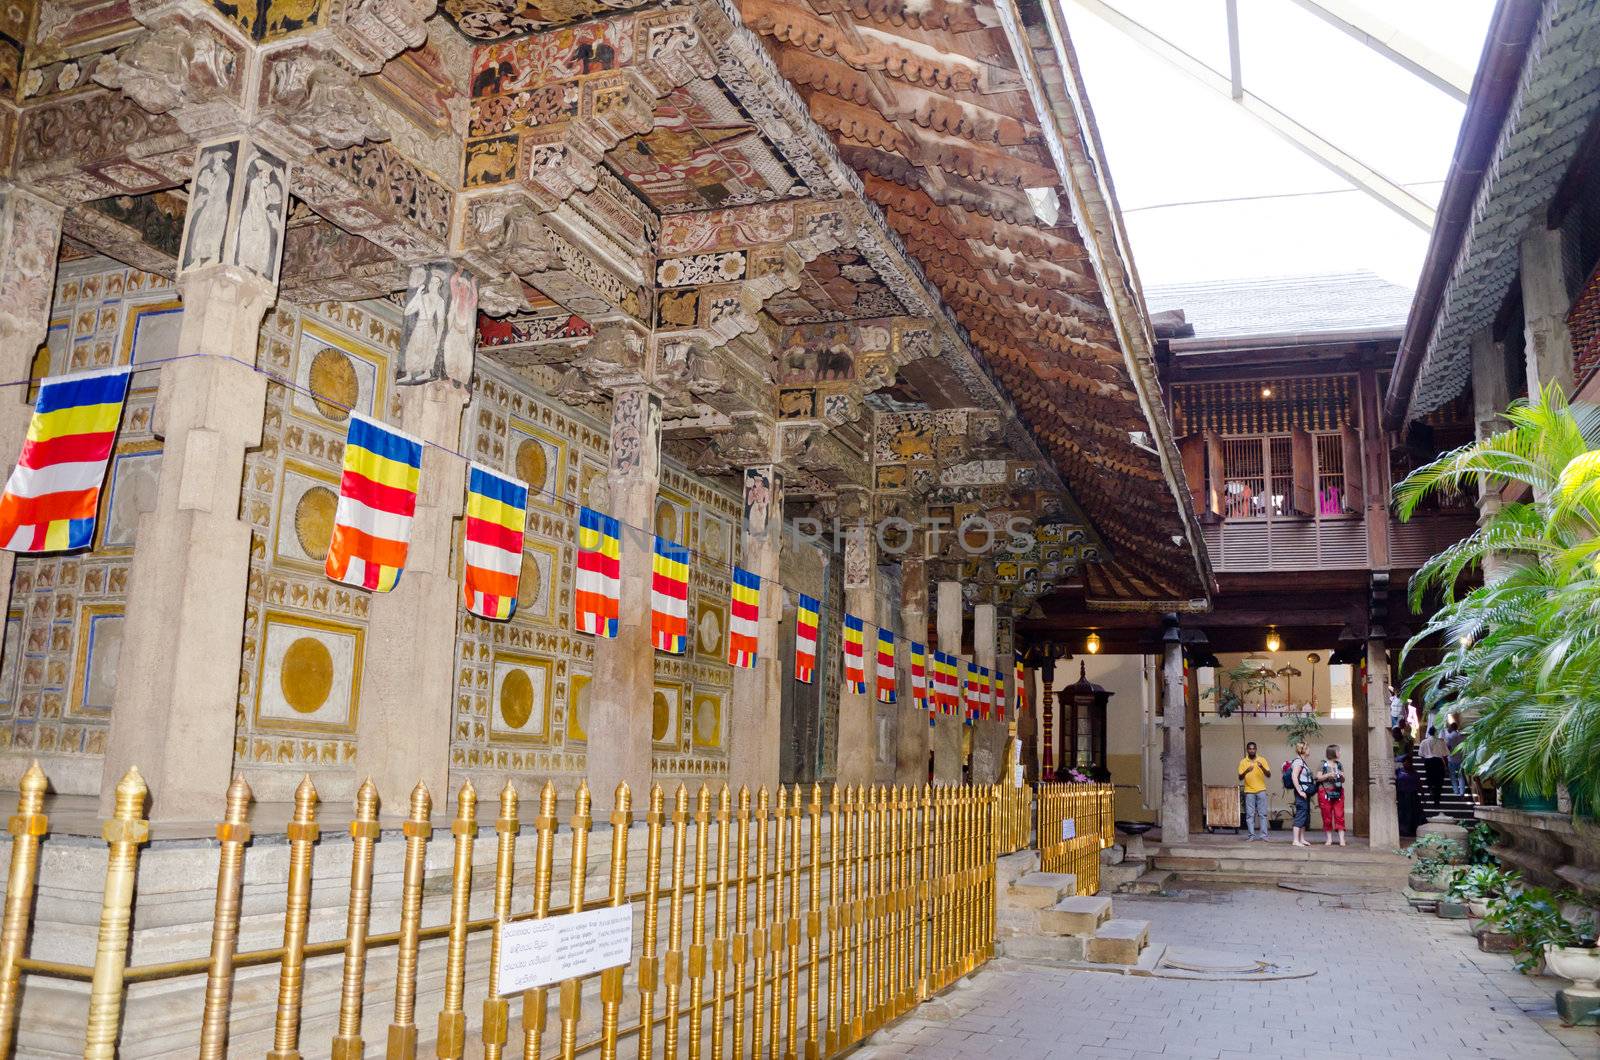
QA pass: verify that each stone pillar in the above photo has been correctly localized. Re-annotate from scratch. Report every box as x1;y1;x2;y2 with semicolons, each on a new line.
1470;328;1515;583
0;186;64;661
1158;615;1188;845
587;386;662;811
930;579;963;784
103;139;289;818
892;542;929;785
835;503;877;787
1366;638;1401;850
969;603;1006;783
1520;226;1574;401
355;261;479;809
728;465;783;796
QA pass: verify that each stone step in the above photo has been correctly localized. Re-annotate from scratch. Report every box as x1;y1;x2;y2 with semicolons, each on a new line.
1038;894;1113;936
1152;844;1410;883
1085;918;1150;965
1006;871;1076;909
1121;869;1174;895
1098;862;1145;891
997;931;1087;963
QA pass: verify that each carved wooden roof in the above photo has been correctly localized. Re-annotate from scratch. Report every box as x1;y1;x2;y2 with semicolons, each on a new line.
738;0;1205;602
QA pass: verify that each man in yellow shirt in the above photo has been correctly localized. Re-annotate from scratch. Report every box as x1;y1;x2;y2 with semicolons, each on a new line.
1238;741;1273;841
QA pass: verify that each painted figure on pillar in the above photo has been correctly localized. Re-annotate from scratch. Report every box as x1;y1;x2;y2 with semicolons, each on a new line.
232;147;286;282
844;531;871;590
609;388;661;479
742;465;778;538
399;263;479;387
180;142;236;271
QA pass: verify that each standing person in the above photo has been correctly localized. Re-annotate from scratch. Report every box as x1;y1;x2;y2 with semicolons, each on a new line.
1316;744;1346;846
1445;718;1468;797
1289;741;1316;849
1396;754;1425;836
1388;684;1404;730
1418;725;1449;808
1237;741;1273;841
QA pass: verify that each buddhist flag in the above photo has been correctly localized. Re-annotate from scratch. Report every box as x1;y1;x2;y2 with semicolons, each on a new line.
728;566;760;669
462;464;527;620
794;594;819;683
1009;653;1024;722
651;536;690;654
964;660;978;723
326;413;422;592
0;367;131;553
910;642;928;718
842;613;866;693
933;651;957;715
980;666;994;720
875;627;896;704
574;506;621;638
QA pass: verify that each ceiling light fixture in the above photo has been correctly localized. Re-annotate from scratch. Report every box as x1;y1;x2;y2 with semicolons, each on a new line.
1265;626;1282;653
1085;632;1102;655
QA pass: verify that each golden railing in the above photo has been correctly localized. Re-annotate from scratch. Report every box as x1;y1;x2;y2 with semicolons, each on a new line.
0;764;1014;1058
1035;783;1115;896
993;780;1031;855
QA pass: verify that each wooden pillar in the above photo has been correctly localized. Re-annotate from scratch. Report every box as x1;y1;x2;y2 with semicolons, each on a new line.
930;579;963;784
1352;659;1370;836
727;465;783;796
835;495;877;787
1184;654;1203;832
1366;638;1400;849
892;539;929;785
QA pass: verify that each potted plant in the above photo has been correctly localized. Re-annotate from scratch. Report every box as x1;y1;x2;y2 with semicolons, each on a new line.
1267;809;1287;831
1448;864;1521;920
1543;937;1600;1006
1484;886;1594;975
1276;712;1322;749
1403;834;1464;892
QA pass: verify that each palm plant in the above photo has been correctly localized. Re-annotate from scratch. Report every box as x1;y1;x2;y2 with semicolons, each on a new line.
1394;385;1600;814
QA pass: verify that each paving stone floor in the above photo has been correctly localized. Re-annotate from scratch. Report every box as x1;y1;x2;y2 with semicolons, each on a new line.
862;882;1599;1060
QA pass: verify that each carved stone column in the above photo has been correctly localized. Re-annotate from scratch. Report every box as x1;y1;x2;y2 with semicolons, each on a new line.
892;538;929;785
354;263;479;809
103;138;288;818
931;579;963;784
1366;638;1401;850
587;385;662;812
728;464;783;796
1159;615;1189;845
835;493;877;787
0;186;64;690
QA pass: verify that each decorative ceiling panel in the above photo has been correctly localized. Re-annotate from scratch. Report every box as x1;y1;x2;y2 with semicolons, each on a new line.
765;247;909;324
444;0;661;41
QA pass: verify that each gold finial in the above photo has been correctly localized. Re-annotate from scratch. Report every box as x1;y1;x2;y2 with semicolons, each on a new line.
457;779;478;816
354;777;379;819
112;767;147;819
408;781;431;818
575;781;592;814
499;780;518;818
17;762;46;806
540;779;558;817
613;782;632;814
650;783;665;812
223;776;253;822
292;775;318;817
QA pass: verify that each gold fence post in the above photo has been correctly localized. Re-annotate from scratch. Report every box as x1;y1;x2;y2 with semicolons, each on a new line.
823;785;841;1055
730;786;750;1060
803;784;821;1060
388;782;432;1060
662;785;689;1060
848;786;865;1045
199;776;253;1060
267;777;320;1060
865;787;882;1034
483;782;520;1060
599;783;632;1060
333;780;380;1060
914;785;930;1004
687;787;710;1059
783;787;801;1060
83;767;149;1060
749;787;768;1060
437;781;478;1059
0;763;48;1056
527;782;557;1060
767;786;787;1060
838;787;856;1047
638;784;664;1060
558;782;593;1060
710;786;731;1060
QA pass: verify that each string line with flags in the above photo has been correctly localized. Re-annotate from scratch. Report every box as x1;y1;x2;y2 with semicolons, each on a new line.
874;627;896;704
727;566;760;669
461;464;528;620
794;594;819;683
573;506;621;638
0;356;1036;702
842;614;867;694
0;367;130;553
650;536;690;654
325;413;423;593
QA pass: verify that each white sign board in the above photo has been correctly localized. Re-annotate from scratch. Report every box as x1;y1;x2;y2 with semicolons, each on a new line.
1060;817;1076;841
498;903;634;995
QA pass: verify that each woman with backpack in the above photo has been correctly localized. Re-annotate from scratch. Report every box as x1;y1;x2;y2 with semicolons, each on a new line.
1289;742;1316;848
1316;744;1346;847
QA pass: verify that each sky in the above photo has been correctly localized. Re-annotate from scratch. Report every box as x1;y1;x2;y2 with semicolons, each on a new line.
1060;0;1499;290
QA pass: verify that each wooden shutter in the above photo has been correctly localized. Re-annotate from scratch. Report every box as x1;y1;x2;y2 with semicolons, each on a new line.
1291;428;1315;516
1204;432;1225;516
1340;425;1365;512
1178;435;1205;515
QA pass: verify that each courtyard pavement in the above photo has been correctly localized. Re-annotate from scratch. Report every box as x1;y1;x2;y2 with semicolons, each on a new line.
860;882;1597;1060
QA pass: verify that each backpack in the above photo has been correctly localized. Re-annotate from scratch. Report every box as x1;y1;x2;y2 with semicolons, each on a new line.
1281;761;1295;791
